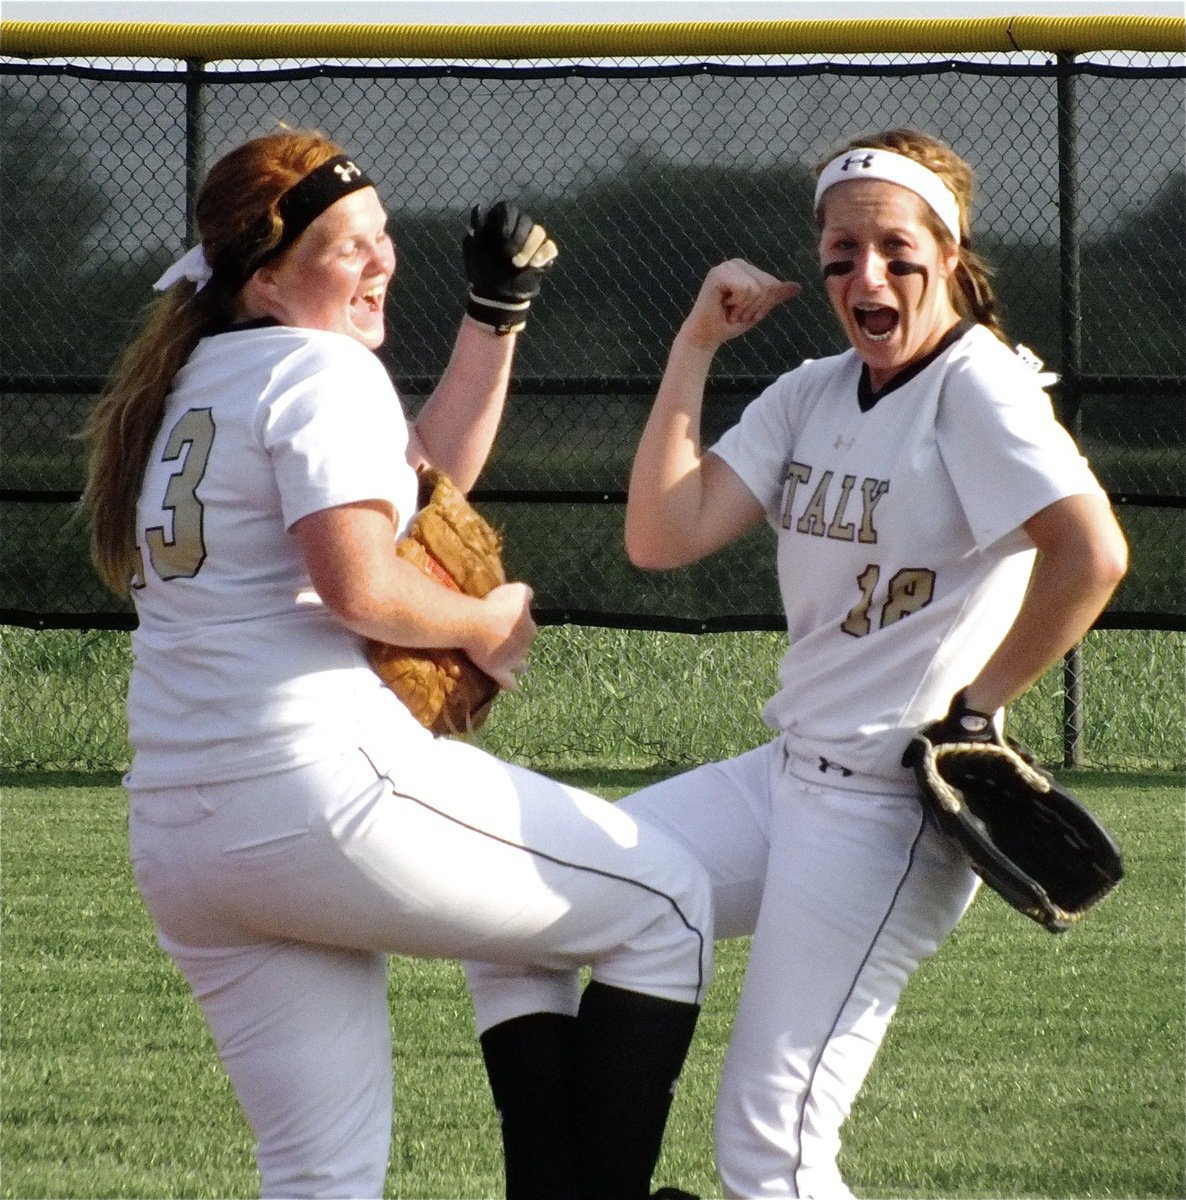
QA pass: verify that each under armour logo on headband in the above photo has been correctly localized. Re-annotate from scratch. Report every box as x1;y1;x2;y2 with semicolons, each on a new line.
210;153;378;292
815;147;963;245
270;154;375;256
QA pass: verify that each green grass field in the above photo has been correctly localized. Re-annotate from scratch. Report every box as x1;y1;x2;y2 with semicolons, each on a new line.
3;625;1184;773
2;624;1184;1197
1;767;1182;1200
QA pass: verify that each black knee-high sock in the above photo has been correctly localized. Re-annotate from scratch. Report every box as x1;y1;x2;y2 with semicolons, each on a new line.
479;1011;580;1200
574;982;701;1200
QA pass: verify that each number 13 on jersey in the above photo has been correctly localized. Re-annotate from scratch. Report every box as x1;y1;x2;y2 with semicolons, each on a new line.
138;407;216;584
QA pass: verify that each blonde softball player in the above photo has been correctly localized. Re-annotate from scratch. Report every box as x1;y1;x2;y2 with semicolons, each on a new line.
617;129;1127;1197
82;130;711;1200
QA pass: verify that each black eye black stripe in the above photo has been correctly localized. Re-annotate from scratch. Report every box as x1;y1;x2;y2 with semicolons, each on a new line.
823;260;927;279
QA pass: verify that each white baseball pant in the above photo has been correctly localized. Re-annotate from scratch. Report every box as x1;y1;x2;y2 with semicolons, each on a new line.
128;732;712;1198
617;739;979;1199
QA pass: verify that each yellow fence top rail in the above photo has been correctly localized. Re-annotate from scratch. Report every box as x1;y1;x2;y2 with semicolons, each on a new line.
1;15;1184;61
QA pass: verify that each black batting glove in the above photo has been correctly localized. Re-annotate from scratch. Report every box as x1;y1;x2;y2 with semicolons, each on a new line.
462;200;558;334
902;688;998;767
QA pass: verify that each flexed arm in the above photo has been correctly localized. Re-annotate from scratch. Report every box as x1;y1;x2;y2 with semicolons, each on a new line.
626;260;799;569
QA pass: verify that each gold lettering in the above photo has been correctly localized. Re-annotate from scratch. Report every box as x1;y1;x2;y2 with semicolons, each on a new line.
858;479;890;544
796;470;833;536
842;564;880;637
144;407;216;581
882;568;936;626
779;461;812;529
826;474;857;541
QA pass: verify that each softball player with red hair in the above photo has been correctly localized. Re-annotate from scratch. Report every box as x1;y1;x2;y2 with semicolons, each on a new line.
82;129;711;1200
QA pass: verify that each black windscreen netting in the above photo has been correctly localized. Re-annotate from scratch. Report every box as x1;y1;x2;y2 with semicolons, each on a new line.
2;52;1183;629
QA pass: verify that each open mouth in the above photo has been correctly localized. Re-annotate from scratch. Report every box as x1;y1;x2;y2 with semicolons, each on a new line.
854;303;898;343
355;287;385;314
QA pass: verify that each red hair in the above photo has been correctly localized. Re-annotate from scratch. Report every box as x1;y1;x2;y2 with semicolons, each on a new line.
81;129;348;595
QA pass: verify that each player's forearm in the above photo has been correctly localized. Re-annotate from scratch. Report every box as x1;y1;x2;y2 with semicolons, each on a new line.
334;562;534;691
965;499;1127;713
295;500;503;654
366;582;487;651
625;333;717;568
314;539;490;650
413;318;517;490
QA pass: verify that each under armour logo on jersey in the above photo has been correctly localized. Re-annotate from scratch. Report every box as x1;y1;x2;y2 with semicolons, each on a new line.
833;435;854;451
334;161;363;183
818;756;854;777
840;153;877;172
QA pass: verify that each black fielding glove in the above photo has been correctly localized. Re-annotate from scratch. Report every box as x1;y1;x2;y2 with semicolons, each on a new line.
903;688;996;765
462;200;559;334
900;688;1124;932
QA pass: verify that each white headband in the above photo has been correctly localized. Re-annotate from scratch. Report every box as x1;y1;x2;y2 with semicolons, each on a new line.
814;148;963;245
153;244;214;293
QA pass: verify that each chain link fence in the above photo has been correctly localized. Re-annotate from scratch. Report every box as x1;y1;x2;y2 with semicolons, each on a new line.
2;24;1183;770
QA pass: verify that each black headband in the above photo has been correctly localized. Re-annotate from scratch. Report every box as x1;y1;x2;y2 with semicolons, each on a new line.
214;154;376;290
272;155;376;256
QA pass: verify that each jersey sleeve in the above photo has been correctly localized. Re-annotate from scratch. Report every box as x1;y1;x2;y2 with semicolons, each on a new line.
709;366;816;517
261;336;413;530
936;342;1105;550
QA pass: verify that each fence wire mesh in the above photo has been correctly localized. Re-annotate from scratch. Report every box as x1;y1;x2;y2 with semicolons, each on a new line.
1;44;1183;770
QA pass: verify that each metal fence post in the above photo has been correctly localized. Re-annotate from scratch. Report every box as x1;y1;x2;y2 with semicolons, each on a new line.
184;58;206;244
1057;51;1086;768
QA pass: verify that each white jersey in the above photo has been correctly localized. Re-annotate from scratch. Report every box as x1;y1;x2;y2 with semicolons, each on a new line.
710;322;1105;788
126;322;423;787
